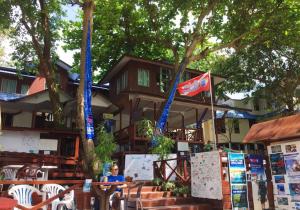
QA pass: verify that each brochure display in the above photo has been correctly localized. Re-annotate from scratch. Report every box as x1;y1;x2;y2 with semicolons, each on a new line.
228;153;249;209
267;140;300;209
190;151;223;200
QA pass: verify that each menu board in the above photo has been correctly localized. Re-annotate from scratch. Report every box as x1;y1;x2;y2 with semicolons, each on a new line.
191;151;223;200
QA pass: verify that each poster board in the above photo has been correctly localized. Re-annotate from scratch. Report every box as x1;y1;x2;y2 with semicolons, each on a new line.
191;151;223;200
124;154;177;180
267;140;300;210
228;153;249;209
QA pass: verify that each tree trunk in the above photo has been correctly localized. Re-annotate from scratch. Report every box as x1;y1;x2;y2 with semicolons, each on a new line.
39;59;64;127
78;0;98;178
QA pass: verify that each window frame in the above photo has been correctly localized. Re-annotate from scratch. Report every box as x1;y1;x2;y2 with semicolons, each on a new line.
0;78;17;93
138;68;150;87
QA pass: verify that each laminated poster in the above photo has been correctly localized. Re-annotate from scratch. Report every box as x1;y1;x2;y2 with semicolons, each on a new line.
284;153;300;177
231;184;249;208
229;153;246;184
191;151;223;200
249;154;266;181
289;183;300;202
270;153;286;175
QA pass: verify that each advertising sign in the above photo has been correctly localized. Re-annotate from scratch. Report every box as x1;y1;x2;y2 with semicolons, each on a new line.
231;184;249;208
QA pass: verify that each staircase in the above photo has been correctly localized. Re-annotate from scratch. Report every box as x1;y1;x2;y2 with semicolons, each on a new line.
126;185;211;210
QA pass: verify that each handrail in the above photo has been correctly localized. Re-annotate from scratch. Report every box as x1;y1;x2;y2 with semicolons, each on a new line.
153;156;191;184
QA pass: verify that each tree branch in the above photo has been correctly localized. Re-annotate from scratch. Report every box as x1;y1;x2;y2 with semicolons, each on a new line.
39;0;51;60
68;0;83;7
20;14;43;59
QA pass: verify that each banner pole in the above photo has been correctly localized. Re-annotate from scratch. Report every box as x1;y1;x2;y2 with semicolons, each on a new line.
209;71;217;150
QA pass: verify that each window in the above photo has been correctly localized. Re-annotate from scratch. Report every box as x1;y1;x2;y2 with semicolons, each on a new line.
138;69;149;87
216;118;226;134
1;79;17;93
233;119;240;133
116;71;128;94
21;84;29;95
253;100;260;111
159;68;172;93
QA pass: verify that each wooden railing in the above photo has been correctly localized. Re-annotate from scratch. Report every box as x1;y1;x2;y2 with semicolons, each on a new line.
153;156;191;184
114;124;204;143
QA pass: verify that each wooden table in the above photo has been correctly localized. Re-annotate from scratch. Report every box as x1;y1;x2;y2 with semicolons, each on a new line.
0;197;17;210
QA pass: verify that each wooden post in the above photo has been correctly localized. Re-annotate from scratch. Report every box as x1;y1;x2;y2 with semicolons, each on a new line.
129;99;133;125
74;136;80;160
119;110;122;130
153;102;157;123
0;105;2;132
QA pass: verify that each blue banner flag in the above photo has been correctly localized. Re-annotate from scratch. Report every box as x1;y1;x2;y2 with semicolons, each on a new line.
84;21;94;140
151;59;187;146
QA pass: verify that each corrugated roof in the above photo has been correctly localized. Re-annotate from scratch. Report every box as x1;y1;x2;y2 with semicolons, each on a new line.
0;92;26;101
243;114;300;143
216;110;257;119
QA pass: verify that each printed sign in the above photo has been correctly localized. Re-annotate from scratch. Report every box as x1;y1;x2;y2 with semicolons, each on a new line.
229;153;246;184
249;154;266;181
191;151;223;200
270;153;286;175
231;184;249;208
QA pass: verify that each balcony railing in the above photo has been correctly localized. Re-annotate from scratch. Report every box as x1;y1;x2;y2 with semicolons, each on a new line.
114;124;204;143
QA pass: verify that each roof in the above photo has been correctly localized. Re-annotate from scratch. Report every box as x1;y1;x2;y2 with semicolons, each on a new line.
216;110;257;120
243;114;300;143
100;55;226;85
0;92;26;101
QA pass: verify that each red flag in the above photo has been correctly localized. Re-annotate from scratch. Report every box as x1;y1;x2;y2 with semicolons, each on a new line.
177;72;210;96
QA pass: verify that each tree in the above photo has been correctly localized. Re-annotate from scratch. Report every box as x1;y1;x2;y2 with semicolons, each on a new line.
214;1;300;113
0;0;65;126
64;0;297;123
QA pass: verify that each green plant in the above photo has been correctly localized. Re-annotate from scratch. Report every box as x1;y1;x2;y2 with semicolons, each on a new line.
179;186;190;195
161;181;176;191
151;135;175;160
136;119;154;138
94;124;117;175
172;187;181;196
152;178;162;186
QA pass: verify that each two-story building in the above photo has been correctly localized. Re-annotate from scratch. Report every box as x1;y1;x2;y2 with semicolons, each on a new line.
0;60;116;178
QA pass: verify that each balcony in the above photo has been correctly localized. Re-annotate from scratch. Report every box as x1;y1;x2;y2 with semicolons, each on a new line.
114;124;204;145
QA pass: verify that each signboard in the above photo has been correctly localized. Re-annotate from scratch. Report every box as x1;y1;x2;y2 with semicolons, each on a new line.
228;153;249;209
191;151;223;200
103;113;114;120
124;154;177;180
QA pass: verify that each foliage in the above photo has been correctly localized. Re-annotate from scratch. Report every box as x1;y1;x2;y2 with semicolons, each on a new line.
63;0;297;81
172;186;181;196
204;141;213;152
136;119;154;138
161;181;175;191
94;124;117;172
214;1;300;112
152;177;162;186
178;185;190;195
151;135;175;160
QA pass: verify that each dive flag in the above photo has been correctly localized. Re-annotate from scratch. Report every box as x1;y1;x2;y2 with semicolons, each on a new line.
177;72;210;96
84;21;94;140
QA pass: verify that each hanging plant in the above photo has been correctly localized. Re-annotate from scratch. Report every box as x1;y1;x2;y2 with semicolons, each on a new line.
136;119;154;138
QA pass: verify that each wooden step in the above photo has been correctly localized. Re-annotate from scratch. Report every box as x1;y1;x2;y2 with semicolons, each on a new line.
143;204;211;210
141;197;195;207
124;186;161;194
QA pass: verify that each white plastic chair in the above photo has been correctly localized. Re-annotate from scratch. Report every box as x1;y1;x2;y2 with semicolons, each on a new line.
2;167;17;180
8;184;45;210
42;184;75;210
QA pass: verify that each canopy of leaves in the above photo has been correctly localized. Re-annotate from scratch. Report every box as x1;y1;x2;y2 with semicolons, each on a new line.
0;0;66;71
63;0;294;79
214;1;300;112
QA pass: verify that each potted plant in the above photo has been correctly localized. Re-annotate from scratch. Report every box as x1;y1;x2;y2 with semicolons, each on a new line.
172;187;181;197
152;178;162;186
161;181;175;191
179;186;190;197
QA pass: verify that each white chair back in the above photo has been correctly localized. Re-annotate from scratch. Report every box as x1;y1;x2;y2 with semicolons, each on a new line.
2;167;17;180
8;185;43;209
42;184;75;210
